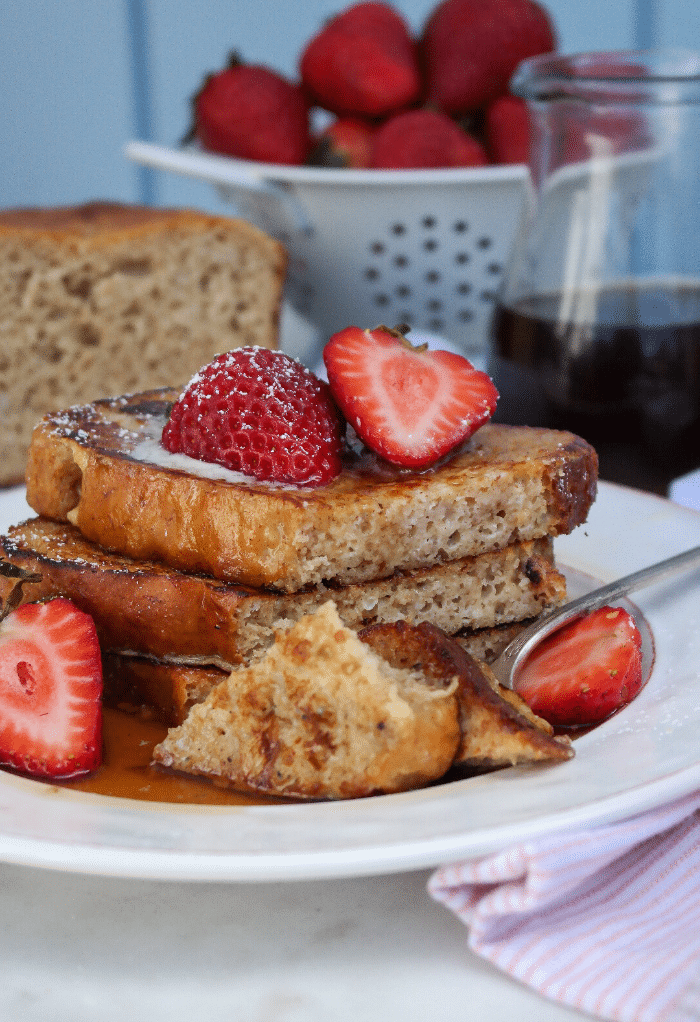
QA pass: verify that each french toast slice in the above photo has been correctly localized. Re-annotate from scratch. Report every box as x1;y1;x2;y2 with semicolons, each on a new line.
359;621;573;770
0;517;566;671
26;390;598;591
152;603;571;799
100;617;539;727
153;602;462;799
102;654;228;726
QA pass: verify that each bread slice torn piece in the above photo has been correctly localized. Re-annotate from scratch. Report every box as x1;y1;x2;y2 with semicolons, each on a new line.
153;601;462;800
358;621;573;769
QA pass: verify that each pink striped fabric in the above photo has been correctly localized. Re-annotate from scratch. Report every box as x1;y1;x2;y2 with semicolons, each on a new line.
428;790;700;1022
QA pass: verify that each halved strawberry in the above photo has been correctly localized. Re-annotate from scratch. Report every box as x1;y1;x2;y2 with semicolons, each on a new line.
514;606;643;727
0;598;103;779
322;325;499;468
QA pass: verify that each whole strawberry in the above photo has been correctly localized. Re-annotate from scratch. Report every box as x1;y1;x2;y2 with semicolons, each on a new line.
162;348;344;486
0;597;102;779
486;95;530;164
323;325;498;467
300;2;421;118
192;55;309;164
371;109;488;169
307;117;376;168
421;0;556;113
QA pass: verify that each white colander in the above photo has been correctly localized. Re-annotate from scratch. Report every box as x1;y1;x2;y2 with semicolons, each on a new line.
126;141;530;360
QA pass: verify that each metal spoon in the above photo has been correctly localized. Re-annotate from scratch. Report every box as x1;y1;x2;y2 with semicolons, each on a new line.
489;544;700;690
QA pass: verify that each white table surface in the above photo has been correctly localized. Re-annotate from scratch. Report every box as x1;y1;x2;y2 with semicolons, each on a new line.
0;861;592;1022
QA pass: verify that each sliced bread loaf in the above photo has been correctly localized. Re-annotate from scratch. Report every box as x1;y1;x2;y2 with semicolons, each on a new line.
0;202;286;485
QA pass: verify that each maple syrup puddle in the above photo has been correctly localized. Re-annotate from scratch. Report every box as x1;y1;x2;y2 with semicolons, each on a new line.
58;706;293;807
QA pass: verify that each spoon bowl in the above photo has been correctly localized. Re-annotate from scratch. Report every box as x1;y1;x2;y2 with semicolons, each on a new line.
489;544;700;691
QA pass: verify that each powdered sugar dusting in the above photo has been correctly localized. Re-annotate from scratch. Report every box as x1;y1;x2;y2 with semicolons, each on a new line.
131;436;301;489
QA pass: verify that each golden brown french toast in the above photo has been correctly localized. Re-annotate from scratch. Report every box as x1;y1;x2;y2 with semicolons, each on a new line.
102;654;228;726
26;389;597;591
359;621;572;770
100;621;537;727
152;603;571;799
1;517;565;670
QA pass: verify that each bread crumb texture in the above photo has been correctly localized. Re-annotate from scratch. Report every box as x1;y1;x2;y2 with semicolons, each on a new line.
153;601;460;799
0;203;286;484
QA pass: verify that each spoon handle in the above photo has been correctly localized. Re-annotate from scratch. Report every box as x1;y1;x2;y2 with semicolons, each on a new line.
489;544;700;689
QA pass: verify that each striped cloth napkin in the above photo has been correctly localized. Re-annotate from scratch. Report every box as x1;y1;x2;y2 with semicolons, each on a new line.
428;790;700;1022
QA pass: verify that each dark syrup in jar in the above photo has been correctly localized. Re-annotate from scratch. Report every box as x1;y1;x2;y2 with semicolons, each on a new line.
489;280;700;493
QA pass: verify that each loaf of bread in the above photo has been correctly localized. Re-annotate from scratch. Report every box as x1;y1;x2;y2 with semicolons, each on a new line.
0;202;287;485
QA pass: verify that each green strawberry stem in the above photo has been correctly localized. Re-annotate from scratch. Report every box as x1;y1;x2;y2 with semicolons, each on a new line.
378;324;429;352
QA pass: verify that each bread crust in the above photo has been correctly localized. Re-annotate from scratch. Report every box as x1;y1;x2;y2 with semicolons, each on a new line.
102;654;227;726
26;390;597;591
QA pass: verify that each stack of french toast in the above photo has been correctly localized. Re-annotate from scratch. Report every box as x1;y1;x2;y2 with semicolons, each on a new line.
0;366;598;798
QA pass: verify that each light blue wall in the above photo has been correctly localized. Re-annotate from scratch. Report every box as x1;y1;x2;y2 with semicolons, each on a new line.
1;0;697;211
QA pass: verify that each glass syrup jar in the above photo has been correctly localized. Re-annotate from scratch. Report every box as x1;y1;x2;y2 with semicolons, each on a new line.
488;49;700;494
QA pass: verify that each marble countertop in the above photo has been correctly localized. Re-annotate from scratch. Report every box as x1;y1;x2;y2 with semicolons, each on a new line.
0;862;591;1022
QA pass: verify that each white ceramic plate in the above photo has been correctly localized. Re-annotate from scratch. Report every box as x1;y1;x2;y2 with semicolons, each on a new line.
0;482;699;882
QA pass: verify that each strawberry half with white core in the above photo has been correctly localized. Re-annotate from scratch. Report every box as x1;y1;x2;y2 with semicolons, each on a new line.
514;605;644;727
0;597;103;779
323;325;499;468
